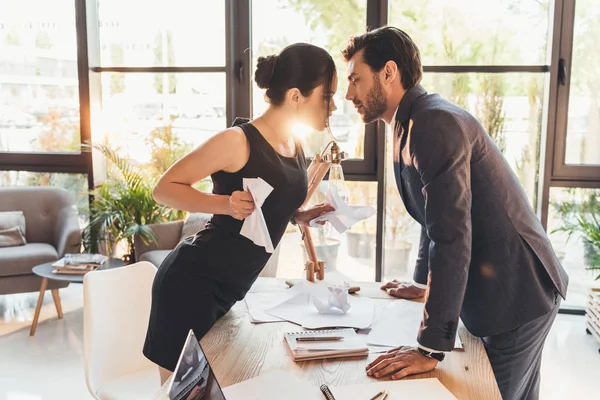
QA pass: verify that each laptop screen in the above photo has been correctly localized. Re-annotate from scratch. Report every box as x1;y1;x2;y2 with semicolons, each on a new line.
167;330;226;400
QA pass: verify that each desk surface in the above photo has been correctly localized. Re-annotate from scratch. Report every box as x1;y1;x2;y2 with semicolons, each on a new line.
200;278;502;400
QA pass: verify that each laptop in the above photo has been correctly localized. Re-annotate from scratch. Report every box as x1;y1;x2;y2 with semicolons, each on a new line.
154;330;227;400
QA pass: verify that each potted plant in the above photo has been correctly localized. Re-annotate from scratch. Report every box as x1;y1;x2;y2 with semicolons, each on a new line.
345;181;376;259
382;186;415;277
82;143;182;263
552;190;600;274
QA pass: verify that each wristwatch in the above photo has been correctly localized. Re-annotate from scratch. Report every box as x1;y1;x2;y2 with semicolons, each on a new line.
290;213;298;226
417;347;445;362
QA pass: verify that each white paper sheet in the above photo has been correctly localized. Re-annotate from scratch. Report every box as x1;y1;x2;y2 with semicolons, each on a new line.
244;282;307;323
330;378;457;400
265;281;375;329
222;370;322;400
240;177;274;252
309;185;376;233
366;300;463;349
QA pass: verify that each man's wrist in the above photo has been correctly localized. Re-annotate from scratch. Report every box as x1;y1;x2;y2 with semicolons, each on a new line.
417;346;445;362
412;280;427;289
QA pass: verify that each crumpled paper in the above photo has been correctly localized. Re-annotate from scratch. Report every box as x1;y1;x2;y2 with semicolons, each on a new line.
309;186;376;234
312;283;351;314
240;177;275;253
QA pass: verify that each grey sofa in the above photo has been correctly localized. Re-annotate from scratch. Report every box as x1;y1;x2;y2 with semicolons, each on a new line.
134;215;281;277
0;187;81;295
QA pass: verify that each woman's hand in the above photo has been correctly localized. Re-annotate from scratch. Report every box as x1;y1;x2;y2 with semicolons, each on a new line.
294;203;335;226
228;191;255;220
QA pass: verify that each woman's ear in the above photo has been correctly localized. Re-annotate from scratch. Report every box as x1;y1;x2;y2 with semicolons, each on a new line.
286;88;301;106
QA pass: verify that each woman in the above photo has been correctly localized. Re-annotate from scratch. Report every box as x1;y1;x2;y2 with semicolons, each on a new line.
143;43;339;384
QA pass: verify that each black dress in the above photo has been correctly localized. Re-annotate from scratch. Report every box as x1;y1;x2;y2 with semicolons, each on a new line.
143;119;308;371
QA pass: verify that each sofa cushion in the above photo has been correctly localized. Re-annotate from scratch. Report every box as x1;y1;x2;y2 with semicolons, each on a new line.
139;250;170;268
180;212;210;240
0;227;27;248
0;243;58;276
0;211;26;237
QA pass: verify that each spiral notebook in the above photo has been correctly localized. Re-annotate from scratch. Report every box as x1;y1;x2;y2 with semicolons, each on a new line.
284;328;368;362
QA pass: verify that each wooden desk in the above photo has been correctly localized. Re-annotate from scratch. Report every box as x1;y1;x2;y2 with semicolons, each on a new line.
201;278;502;400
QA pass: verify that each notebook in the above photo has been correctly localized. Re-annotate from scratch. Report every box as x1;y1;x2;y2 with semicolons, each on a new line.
284;328;368;362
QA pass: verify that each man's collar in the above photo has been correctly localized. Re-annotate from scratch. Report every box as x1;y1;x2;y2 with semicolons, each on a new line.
394;84;427;124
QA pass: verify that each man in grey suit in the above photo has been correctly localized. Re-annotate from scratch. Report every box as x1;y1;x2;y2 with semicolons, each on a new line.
342;27;568;399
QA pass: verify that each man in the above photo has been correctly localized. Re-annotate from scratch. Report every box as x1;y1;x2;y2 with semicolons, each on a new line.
342;27;568;400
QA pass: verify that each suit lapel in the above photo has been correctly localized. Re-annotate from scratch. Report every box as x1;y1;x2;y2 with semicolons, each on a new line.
393;119;407;204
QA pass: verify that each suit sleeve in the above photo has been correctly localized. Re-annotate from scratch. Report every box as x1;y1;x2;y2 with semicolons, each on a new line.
413;226;430;286
412;112;472;352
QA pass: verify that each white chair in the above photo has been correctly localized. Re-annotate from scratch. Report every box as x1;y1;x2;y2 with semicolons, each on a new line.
83;261;161;399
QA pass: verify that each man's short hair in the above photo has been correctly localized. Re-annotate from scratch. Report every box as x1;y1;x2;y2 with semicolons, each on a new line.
342;26;423;90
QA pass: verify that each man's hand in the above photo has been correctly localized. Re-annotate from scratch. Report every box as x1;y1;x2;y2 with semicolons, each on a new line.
366;346;437;380
294;203;335;226
381;280;426;299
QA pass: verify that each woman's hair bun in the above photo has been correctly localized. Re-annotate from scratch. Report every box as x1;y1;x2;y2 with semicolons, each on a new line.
255;54;278;89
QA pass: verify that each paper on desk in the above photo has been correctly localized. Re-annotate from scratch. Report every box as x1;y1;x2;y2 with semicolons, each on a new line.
366;299;463;349
240;177;274;253
265;281;375;329
312;283;351;314
244;282;307;323
330;378;457;400
222;370;322;400
309;185;376;233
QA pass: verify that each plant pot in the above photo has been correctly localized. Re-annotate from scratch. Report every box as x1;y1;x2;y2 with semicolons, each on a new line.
301;238;341;272
347;232;375;259
383;242;412;277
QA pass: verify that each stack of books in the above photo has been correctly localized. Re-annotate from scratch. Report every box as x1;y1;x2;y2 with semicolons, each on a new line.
283;328;368;362
52;253;107;275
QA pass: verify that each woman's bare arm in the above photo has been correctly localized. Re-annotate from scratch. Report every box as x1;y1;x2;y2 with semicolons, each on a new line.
152;127;254;219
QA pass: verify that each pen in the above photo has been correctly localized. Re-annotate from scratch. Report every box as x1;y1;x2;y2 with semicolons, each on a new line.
296;336;343;342
380;391;389;400
368;390;385;400
320;384;337;400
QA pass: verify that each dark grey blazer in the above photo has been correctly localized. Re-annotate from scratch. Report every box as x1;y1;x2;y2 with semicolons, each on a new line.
393;84;569;351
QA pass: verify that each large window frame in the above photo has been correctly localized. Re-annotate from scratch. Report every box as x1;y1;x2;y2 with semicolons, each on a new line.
2;0;598;297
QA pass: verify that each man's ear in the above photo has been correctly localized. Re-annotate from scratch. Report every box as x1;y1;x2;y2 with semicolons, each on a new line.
382;61;399;85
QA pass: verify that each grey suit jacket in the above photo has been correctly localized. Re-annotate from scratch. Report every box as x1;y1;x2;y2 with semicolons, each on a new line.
393;84;569;351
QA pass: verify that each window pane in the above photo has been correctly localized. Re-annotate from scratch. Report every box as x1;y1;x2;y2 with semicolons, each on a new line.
388;0;551;65
421;73;545;208
0;171;89;224
275;181;377;282
0;0;80;153
98;0;225;67
548;187;600;309
564;0;600;165
251;0;367;159
98;72;226;175
383;73;546;280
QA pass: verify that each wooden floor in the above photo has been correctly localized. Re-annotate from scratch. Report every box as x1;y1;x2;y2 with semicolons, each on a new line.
0;285;599;399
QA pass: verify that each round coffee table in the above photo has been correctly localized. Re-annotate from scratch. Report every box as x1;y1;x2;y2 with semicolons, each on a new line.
29;257;125;336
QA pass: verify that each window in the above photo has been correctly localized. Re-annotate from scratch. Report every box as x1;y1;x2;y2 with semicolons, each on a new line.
251;0;368;160
97;73;226;170
564;0;600;166
388;0;550;66
547;187;600;309
275;181;378;282
0;0;80;153
98;0;225;67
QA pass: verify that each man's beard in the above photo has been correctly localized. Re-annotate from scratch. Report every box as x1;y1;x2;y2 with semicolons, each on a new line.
356;75;387;124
